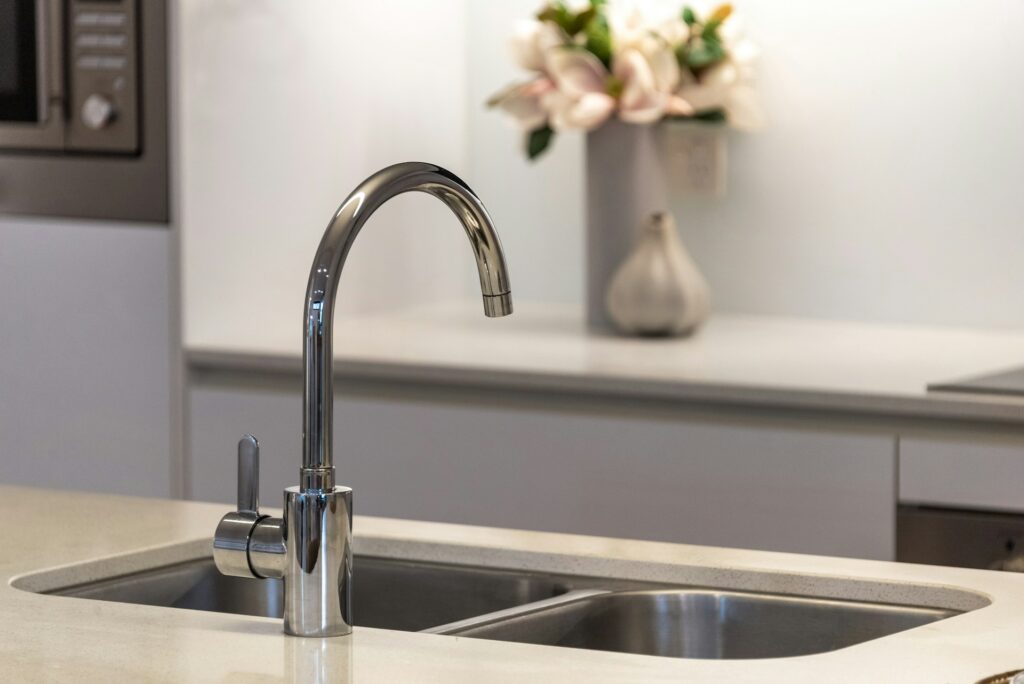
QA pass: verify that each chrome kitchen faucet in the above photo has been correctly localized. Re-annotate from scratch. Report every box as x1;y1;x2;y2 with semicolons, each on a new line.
212;162;513;637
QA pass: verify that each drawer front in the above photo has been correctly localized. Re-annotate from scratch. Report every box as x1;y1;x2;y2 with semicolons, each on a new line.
899;436;1024;513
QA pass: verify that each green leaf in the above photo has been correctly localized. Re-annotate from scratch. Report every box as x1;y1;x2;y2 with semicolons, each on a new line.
537;2;595;37
537;4;574;33
674;42;689;69
665;108;727;124
526;125;555;160
685;36;726;69
693;108;727;123
584;12;613;68
682;7;697;25
565;6;595;35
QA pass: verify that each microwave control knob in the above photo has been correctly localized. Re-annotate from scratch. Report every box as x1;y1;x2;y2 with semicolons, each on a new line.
81;94;116;130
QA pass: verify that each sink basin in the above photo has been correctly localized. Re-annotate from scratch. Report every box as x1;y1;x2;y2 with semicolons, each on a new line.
435;589;959;659
43;553;964;659
49;556;579;632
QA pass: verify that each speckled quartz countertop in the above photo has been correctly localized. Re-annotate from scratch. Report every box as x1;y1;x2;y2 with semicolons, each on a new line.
3;485;1024;682
187;301;1024;424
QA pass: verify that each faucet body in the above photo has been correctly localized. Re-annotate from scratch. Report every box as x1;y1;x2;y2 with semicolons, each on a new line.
212;163;512;636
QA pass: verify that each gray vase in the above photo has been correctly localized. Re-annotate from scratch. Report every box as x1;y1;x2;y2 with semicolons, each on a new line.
605;212;710;337
585;121;669;331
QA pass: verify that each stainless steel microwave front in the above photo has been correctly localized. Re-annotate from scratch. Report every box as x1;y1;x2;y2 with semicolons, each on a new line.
0;0;167;222
0;0;141;153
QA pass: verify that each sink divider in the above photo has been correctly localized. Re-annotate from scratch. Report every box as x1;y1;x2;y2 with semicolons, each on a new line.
425;589;612;635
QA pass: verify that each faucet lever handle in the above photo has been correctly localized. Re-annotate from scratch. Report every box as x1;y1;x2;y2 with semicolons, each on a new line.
237;434;260;515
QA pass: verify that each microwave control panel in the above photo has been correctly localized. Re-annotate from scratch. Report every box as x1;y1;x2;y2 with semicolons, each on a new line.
67;0;139;153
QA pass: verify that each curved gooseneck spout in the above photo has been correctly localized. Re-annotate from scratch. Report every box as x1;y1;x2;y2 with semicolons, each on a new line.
301;162;513;491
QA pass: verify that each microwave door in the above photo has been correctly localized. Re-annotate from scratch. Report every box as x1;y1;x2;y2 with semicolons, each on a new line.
0;0;63;150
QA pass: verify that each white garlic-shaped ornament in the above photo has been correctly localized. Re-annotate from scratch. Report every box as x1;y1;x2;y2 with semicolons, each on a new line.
605;212;710;337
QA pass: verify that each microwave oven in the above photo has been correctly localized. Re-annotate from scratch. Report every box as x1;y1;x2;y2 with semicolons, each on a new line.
0;0;167;222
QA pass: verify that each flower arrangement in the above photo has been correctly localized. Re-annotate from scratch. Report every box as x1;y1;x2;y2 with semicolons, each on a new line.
488;1;760;159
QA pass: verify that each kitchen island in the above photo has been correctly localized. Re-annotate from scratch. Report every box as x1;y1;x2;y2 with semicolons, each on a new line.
2;485;1023;682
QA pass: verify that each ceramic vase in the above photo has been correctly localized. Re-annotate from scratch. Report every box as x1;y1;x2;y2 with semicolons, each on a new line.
585;120;722;332
605;212;710;337
585;120;669;330
659;120;728;198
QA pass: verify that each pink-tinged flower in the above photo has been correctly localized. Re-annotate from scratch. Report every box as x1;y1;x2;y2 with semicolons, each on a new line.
612;10;682;94
543;48;615;131
543;90;617;131
666;95;695;117
509;20;567;73
614;49;669;124
546;48;608;98
487;78;555;131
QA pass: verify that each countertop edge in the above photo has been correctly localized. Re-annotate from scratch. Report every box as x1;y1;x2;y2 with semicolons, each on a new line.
186;346;1024;426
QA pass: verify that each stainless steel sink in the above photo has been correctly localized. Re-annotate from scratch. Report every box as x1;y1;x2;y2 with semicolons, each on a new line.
46;555;962;658
48;555;588;632
434;588;959;659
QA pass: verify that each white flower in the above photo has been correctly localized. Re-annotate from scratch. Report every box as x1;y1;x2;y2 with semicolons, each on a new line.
614;48;670;124
509;20;567;73
490;3;761;141
543;48;615;131
562;0;592;12
487;78;555;131
653;17;690;46
544;90;618;131
671;11;761;127
608;8;648;55
547;47;607;97
608;9;683;109
675;14;763;129
678;60;761;129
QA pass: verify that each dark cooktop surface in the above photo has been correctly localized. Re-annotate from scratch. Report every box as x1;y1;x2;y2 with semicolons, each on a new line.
929;366;1024;397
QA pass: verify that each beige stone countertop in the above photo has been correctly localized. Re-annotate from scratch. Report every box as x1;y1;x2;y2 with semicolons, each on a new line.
2;485;1024;682
187;301;1024;424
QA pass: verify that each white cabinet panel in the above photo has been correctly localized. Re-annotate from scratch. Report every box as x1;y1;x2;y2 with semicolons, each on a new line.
900;436;1024;513
189;382;896;559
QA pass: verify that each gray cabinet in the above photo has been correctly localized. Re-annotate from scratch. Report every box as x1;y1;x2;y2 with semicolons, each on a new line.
0;217;173;497
899;436;1024;513
189;377;897;560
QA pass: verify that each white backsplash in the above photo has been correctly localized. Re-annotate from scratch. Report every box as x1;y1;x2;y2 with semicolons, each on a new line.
179;0;476;351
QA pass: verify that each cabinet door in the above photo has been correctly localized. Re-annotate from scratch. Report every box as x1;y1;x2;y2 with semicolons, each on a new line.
900;436;1024;513
190;382;897;560
0;218;173;497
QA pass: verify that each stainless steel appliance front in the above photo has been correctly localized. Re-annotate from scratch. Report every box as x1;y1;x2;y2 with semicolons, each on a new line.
898;505;1024;572
0;0;167;222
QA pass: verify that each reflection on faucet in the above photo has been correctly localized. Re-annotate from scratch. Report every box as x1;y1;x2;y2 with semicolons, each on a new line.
212;162;513;636
286;633;353;684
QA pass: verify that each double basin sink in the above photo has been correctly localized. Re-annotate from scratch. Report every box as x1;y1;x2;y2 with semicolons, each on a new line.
43;553;961;660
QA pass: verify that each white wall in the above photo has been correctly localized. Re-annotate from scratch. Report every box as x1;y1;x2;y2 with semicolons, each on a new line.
0;217;174;496
179;0;477;351
183;0;1024;348
467;0;1024;328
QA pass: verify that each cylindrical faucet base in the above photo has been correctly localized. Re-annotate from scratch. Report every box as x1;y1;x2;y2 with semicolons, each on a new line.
283;485;353;637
